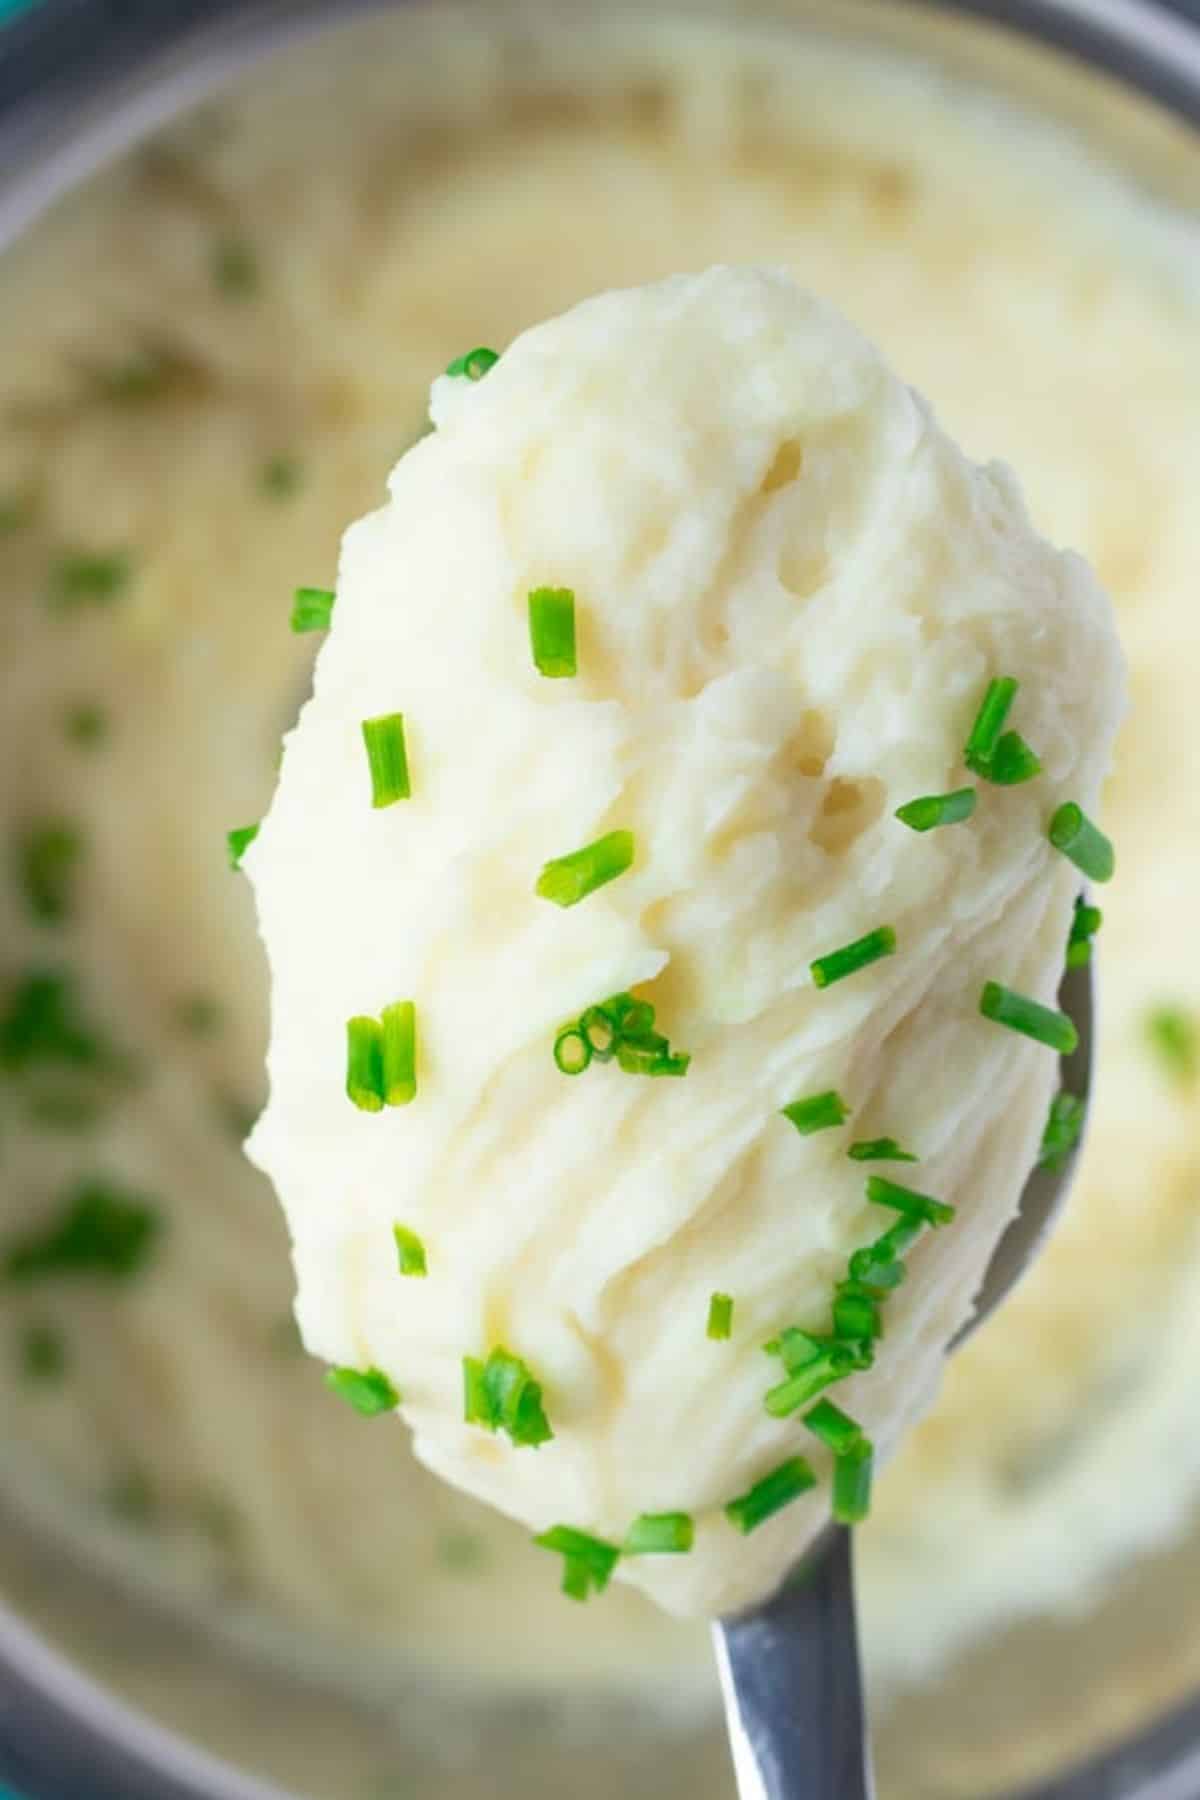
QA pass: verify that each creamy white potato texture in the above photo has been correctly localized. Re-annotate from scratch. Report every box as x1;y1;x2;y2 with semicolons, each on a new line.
247;266;1122;1617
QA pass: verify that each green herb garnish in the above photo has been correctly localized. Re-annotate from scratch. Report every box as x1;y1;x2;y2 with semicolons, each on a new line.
1146;1007;1198;1086
380;1001;417;1106
537;831;635;908
832;1282;882;1342
533;1525;619;1600
0;971;109;1074
50;551;131;611
18;823;83;924
624;1512;694;1555
446;347;499;381
764;1344;861;1417
63;702;108;749
811;926;896;990
558;990;689;1078
291;586;334;633
553;1024;591;1075
226;824;259;870
781;1090;849;1136
894;789;976;833
1066;899;1102;970
393;1224;427;1278
847;1138;917;1163
1048;802;1115;883
361;713;412;808
19;1321;68;1383
1038;1091;1086;1172
803;1398;863;1456
980;981;1078;1055
964;677;1018;774
325;1366;399;1416
346;1016;384;1112
986;731;1042;786
707;1292;734;1341
528;587;577;678
463;1346;553;1448
847;1218;924;1292
261;454;303;500
865;1175;955;1229
212;239;258;298
3;1179;160;1284
724;1457;817;1534
832;1438;874;1525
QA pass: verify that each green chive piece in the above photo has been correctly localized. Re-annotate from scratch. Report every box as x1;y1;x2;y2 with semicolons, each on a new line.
1146;1007;1198;1086
20;1321;68;1383
381;1001;417;1106
847;1137;918;1163
764;1345;860;1417
980;981;1078;1055
261;454;303;500
781;1090;849;1136
765;1326;871;1375
325;1366;399;1416
866;1175;955;1229
1049;803;1115;884
536;830;635;907
985;731;1042;786
614;1039;690;1078
346;1016;385;1112
832;1438;874;1525
811;926;896;990
18;823;83;924
528;587;577;678
0;971;111;1075
362;713;411;807
553;1024;591;1076
64;702;108;749
579;1002;620;1062
894;789;977;833
50;551;131;611
724;1457;818;1534
1066;900;1103;970
393;1224;427;1278
446;347;499;381
804;1398;863;1456
463;1347;553;1448
832;1285;882;1342
291;586;335;633
1038;1091;1086;1172
624;1512;694;1555
226;824;259;870
533;1525;619;1600
212;239;258;298
848;1218;924;1291
964;677;1018;774
3;1179;160;1285
707;1292;734;1341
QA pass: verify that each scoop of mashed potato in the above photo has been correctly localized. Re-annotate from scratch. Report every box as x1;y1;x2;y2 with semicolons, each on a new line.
246;266;1123;1618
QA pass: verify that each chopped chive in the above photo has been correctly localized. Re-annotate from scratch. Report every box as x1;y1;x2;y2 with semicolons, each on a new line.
533;1525;619;1600
804;1399;863;1456
707;1292;734;1340
980;982;1078;1055
579;1002;620;1062
764;1325;873;1375
832;1284;882;1342
781;1090;849;1136
1066;900;1103;970
49;551;131;611
608;994;656;1038
226;824;259;870
1049;803;1115;884
392;1224;427;1278
1038;1091;1086;1172
381;1001;417;1106
1145;1006;1198;1086
724;1457;818;1534
553;1024;591;1075
866;1175;955;1229
346;1016;384;1113
361;713;411;807
832;1438;874;1525
536;830;635;907
64;702;108;748
614;1039;690;1078
764;1345;860;1416
894;788;977;833
985;731;1042;786
325;1366;399;1416
212;239;258;297
847;1137;918;1163
446;347;499;381
291;586;334;633
528;587;577;678
3;1179;160;1284
463;1347;553;1448
811;926;896;990
845;1249;906;1295
964;677;1018;774
624;1512;694;1555
19;1321;68;1383
0;972;111;1075
18;823;83;924
260;454;302;500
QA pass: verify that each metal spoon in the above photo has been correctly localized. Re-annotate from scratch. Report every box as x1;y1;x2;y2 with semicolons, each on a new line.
714;954;1095;1800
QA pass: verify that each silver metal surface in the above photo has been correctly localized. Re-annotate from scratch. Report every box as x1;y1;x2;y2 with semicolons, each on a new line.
715;960;1094;1800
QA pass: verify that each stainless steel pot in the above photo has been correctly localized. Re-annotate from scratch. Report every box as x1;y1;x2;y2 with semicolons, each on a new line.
1;3;1198;1796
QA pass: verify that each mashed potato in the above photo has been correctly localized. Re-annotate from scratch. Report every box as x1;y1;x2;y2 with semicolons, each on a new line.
246;266;1122;1618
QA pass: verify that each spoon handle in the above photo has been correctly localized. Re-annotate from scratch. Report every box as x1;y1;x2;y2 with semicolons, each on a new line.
713;1526;874;1800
